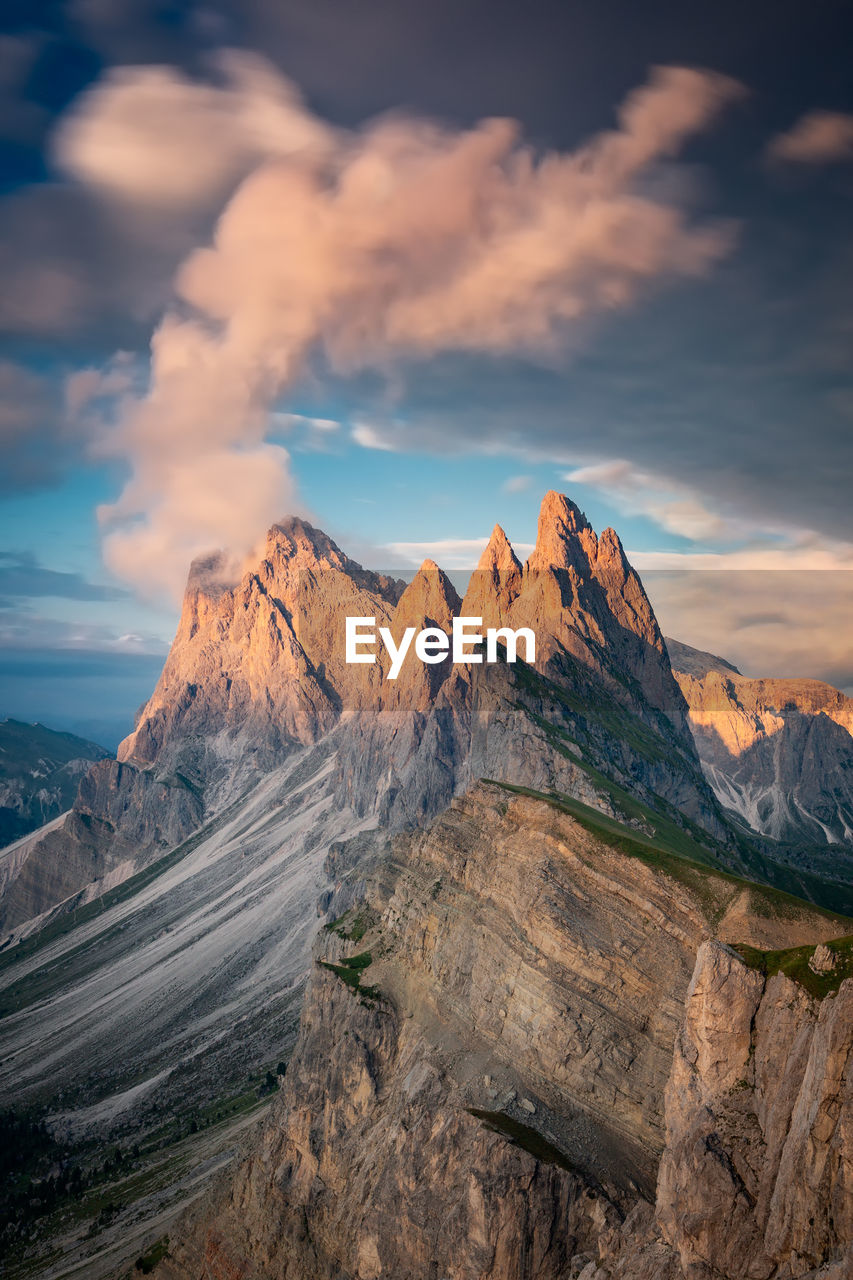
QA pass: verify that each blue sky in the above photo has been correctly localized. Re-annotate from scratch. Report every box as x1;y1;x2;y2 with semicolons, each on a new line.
2;1;853;745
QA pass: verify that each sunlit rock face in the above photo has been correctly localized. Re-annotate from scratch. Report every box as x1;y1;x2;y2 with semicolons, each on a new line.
119;494;694;788
117;516;407;783
669;638;853;856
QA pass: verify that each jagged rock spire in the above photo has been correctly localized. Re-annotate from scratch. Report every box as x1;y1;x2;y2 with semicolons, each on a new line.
461;525;523;627
395;560;462;631
527;491;598;572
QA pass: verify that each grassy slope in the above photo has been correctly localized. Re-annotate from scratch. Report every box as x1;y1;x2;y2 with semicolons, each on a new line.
488;780;852;939
732;936;853;1000
509;658;853;916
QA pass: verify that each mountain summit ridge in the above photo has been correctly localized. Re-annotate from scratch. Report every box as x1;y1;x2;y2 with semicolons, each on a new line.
2;491;724;937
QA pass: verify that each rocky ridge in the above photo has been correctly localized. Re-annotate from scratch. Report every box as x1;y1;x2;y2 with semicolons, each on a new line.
156;784;852;1280
2;497;852;1279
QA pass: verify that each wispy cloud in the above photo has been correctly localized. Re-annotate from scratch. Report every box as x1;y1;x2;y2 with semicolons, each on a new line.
502;474;533;494
385;537;535;568
272;412;340;433
0;551;129;602
564;459;728;541
351;422;398;452
767;111;853;164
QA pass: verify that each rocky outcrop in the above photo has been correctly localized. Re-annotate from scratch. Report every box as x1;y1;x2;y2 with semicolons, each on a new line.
668;640;853;863
467;496;693;742
118;517;406;785
155;785;850;1280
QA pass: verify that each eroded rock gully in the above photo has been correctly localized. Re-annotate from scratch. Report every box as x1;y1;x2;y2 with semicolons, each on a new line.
155;786;852;1280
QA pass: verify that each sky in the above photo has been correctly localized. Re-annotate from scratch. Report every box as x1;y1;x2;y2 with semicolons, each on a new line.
1;0;852;746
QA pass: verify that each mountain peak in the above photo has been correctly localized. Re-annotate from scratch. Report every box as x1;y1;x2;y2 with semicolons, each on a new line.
461;524;522;626
478;524;522;574
540;489;590;530
597;526;628;569
528;490;596;571
266;516;353;572
395;560;462;632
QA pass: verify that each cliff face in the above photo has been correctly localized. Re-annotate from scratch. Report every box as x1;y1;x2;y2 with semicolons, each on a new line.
668;639;853;864
156;785;851;1280
117;517;406;784
657;940;853;1280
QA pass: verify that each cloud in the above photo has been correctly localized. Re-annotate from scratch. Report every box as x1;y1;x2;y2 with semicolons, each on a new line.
564;459;728;541
0;181;201;344
385;537;534;568
0;361;73;493
0;552;129;602
502;474;533;494
53;51;336;212
0;35;47;146
630;540;853;572
0;55;331;346
646;569;853;693
272;412;340;433
767;111;853;165
82;61;741;597
65;354;138;416
351;423;398;451
98;442;296;600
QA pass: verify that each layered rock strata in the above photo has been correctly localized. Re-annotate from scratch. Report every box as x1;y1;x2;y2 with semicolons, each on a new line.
156;785;851;1280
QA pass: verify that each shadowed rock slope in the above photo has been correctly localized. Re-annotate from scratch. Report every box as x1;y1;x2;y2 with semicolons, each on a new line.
156;784;852;1280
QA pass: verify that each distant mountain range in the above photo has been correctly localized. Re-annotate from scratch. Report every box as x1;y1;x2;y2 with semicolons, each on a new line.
0;720;110;849
668;637;853;880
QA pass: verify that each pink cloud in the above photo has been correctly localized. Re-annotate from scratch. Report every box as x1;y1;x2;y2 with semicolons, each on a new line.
61;61;744;598
767;111;853;165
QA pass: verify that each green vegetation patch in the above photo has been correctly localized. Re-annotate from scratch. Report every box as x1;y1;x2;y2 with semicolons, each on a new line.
324;908;374;943
319;952;381;1001
731;936;853;1000
509;655;853;917
468;1109;583;1178
512;654;675;767
486;780;852;932
135;1235;169;1273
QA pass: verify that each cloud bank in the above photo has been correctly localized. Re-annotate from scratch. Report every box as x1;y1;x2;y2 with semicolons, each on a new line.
56;59;743;598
